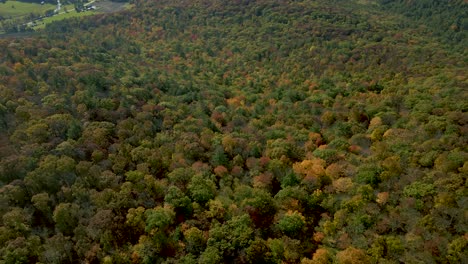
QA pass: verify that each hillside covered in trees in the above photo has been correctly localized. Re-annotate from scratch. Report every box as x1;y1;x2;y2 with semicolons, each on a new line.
0;0;467;263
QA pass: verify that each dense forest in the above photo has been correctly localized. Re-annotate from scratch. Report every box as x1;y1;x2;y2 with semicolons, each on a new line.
0;0;467;263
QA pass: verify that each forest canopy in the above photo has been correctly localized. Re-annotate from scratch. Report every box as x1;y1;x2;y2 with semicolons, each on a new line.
0;0;467;263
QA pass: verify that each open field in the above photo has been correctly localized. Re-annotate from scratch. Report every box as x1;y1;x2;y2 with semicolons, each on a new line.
0;0;74;18
0;1;55;18
0;0;132;34
30;9;97;29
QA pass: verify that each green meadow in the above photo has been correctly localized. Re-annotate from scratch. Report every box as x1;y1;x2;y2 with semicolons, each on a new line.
0;0;56;18
31;9;97;29
1;0;131;34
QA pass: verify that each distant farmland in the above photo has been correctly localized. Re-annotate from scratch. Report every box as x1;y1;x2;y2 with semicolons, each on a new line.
0;0;57;18
0;0;132;34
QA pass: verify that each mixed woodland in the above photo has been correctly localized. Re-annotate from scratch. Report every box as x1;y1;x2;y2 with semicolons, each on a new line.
0;0;467;263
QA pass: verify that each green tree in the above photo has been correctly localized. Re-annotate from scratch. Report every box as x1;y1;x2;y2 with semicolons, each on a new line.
126;206;146;234
184;227;206;255
206;215;254;260
447;236;468;263
165;186;193;218
31;192;52;221
277;211;306;237
24;155;76;194
39;234;73;264
188;174;216;204
52;203;80;235
2;207;32;234
246;238;275;264
2;236;41;264
198;246;223;264
145;206;175;233
244;189;276;228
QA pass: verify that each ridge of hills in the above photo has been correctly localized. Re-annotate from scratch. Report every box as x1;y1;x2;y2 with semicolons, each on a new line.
0;0;467;263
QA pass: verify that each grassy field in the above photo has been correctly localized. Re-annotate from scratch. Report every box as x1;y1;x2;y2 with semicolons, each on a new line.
1;0;132;34
0;0;77;18
0;1;55;18
31;9;97;29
